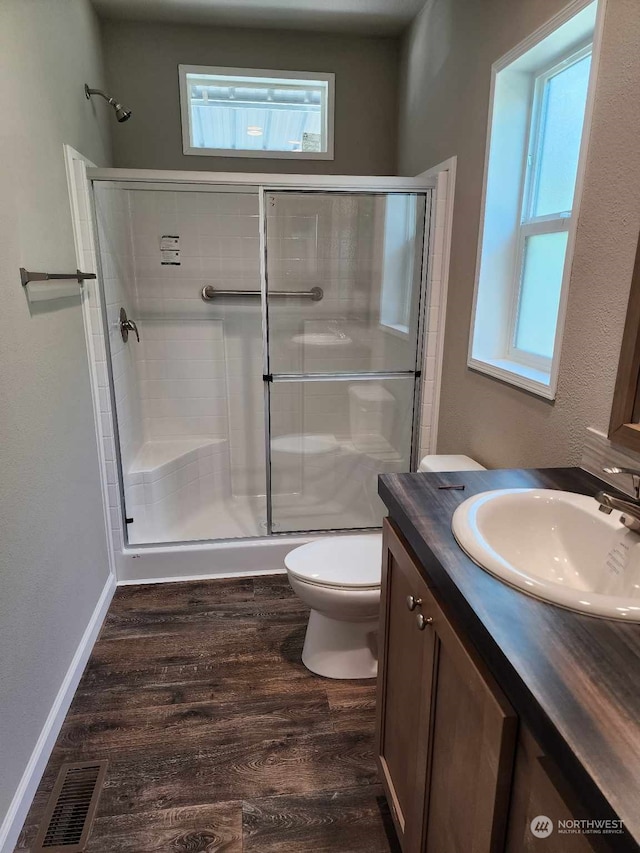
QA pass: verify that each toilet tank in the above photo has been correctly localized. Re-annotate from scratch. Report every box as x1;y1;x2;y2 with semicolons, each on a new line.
418;454;486;472
348;383;395;449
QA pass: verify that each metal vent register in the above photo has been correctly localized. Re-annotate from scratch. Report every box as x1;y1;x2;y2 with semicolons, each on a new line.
32;761;108;851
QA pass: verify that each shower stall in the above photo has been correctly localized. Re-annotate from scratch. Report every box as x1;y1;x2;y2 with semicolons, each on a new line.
89;173;433;554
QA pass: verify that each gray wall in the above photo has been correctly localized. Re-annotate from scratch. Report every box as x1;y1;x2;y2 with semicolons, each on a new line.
0;0;112;831
398;0;640;468
102;20;399;175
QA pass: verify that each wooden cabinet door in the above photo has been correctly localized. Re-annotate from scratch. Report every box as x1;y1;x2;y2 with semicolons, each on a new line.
376;519;436;852
421;584;518;853
505;728;598;853
377;520;516;853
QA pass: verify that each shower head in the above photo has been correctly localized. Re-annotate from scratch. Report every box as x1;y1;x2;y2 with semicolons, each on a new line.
85;84;132;123
114;105;132;123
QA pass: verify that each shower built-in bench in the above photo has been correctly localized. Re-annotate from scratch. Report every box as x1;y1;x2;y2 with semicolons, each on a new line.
124;437;231;542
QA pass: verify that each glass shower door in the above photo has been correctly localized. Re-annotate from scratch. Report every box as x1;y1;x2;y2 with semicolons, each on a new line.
264;190;429;533
94;182;267;545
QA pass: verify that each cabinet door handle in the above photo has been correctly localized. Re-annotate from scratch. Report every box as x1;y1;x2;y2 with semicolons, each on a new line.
407;595;423;611
416;613;433;630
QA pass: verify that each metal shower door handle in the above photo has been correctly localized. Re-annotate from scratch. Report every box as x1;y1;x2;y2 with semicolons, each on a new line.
119;307;139;343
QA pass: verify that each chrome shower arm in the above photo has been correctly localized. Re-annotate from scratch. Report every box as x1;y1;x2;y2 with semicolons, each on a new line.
85;85;114;105
84;84;132;122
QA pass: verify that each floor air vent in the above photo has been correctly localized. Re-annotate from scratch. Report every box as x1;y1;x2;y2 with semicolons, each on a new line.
33;761;108;852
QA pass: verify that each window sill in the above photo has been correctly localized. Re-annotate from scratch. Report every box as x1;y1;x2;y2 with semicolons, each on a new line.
379;322;410;339
183;146;334;161
467;356;556;400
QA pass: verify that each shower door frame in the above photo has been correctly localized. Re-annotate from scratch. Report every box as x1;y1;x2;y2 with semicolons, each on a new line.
87;168;436;549
259;186;433;536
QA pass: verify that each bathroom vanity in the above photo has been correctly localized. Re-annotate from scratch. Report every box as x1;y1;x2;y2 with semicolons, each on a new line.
376;468;640;853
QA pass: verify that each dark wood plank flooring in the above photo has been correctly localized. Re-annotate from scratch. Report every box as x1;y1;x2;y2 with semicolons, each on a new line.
15;575;399;853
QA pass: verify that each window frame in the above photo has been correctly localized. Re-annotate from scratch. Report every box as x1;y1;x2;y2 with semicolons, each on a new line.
505;43;592;374
379;194;419;337
178;64;335;161
608;234;640;453
467;0;604;401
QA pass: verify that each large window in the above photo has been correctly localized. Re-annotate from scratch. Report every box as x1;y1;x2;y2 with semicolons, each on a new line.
510;47;591;367
469;1;599;398
179;65;334;160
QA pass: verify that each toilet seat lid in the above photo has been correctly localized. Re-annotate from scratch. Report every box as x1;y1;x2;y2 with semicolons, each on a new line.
285;534;382;589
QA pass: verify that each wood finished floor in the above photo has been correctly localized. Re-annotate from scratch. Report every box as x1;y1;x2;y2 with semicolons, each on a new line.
15;575;399;853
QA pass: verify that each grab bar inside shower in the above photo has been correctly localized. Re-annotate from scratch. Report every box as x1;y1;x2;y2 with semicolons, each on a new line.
201;285;323;302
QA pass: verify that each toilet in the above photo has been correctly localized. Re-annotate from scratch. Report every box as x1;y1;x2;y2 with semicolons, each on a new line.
286;534;382;679
285;453;486;680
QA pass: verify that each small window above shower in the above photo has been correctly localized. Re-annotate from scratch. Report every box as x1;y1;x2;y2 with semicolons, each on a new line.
179;65;335;160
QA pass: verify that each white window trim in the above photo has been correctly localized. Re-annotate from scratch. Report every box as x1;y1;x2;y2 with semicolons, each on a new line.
379;194;419;337
506;43;591;372
380;322;411;339
178;64;335;161
523;42;592;222
505;217;570;375
467;0;607;400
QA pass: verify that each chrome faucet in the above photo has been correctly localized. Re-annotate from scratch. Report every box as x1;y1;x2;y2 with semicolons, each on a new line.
595;467;640;532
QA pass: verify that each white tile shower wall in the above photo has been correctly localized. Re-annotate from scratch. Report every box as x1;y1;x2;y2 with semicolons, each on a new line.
223;307;265;496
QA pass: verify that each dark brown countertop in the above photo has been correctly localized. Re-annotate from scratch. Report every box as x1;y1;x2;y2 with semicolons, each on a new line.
379;467;640;852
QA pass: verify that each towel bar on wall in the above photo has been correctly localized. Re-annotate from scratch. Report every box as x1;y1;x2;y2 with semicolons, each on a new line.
201;285;323;302
20;268;97;286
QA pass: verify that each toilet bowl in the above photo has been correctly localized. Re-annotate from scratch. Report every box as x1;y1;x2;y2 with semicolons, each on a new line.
285;455;486;680
285;534;383;680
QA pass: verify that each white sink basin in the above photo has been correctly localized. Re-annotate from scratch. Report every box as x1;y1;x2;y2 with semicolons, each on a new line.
452;489;640;621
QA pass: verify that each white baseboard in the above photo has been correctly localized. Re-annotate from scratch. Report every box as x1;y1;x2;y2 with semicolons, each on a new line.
0;574;116;853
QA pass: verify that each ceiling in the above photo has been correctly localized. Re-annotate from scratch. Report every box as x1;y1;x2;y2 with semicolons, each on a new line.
91;0;425;36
